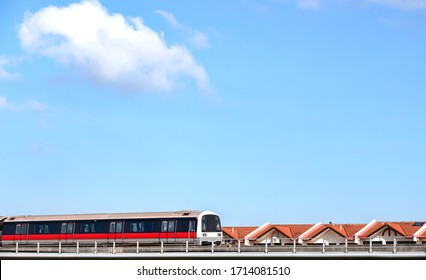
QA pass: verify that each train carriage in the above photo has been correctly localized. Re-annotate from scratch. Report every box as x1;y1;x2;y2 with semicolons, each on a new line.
1;210;222;246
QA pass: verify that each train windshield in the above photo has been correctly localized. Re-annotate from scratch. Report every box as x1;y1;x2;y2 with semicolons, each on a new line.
201;215;221;232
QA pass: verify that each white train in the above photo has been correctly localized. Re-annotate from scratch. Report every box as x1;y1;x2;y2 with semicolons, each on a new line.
0;210;222;245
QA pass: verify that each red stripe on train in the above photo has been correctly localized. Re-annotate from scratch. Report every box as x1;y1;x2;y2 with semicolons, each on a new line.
2;232;197;241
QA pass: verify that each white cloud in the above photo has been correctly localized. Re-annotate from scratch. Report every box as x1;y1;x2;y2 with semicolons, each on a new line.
156;9;211;49
19;0;211;93
155;10;183;29
365;0;426;9
30;144;54;156
297;0;321;9
0;57;21;80
0;96;47;112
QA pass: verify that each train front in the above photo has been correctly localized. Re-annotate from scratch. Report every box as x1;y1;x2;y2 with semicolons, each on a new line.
196;211;222;245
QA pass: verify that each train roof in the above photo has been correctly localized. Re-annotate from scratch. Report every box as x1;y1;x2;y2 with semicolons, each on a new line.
3;210;209;222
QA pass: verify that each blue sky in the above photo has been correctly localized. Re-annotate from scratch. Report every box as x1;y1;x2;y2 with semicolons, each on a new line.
1;0;425;226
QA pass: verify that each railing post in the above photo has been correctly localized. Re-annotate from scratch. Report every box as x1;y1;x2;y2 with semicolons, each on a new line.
345;238;348;254
161;241;163;254
113;241;116;254
265;241;268;254
37;242;40;254
76;241;79;254
59;241;62;254
94;241;97;254
393;237;397;254
15;242;18;254
238;239;241;254
186;240;189;254
322;240;325;254
369;238;372;253
293;239;296;254
136;241;139;254
211;242;214;254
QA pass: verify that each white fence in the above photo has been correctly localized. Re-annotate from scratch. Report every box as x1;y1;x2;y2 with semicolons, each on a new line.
1;238;425;255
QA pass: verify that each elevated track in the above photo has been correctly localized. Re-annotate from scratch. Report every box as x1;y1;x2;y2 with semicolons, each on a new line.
1;242;425;259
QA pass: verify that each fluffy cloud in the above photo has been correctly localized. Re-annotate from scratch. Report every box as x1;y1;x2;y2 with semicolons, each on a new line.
0;96;47;112
155;10;210;49
19;0;210;93
366;0;426;9
0;57;21;80
297;0;321;9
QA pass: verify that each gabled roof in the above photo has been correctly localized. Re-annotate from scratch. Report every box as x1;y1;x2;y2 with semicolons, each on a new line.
222;226;258;240
301;224;365;241
248;224;314;240
358;221;424;238
414;223;426;239
343;224;366;240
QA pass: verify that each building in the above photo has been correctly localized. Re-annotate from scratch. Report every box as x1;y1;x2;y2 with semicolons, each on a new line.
222;220;426;246
221;226;258;246
355;220;426;245
245;223;313;246
299;223;365;245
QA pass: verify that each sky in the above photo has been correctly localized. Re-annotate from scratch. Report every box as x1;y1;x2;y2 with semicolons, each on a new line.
1;0;425;226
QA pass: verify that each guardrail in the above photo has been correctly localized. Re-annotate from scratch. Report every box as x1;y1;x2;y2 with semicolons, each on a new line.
1;240;425;256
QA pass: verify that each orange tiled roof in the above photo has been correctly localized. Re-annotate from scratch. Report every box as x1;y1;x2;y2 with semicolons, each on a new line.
301;224;365;241
301;224;345;239
222;226;258;240
358;222;424;238
342;224;366;240
417;227;426;238
249;224;314;240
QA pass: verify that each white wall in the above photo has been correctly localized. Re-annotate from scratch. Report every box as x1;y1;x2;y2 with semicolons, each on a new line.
304;229;347;245
361;227;403;245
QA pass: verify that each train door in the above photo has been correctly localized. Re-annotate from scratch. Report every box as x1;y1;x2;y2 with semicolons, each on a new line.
108;221;123;243
60;222;74;243
189;220;196;240
15;223;28;243
160;220;176;243
160;220;168;242
168;220;176;242
116;221;123;241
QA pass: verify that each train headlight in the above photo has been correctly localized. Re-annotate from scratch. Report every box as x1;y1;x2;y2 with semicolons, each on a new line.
218;233;222;237
203;233;207;237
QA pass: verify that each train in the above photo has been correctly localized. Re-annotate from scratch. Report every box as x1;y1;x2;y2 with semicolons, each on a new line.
0;210;222;246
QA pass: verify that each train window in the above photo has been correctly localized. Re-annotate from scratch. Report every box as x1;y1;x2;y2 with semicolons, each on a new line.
161;221;168;232
61;223;67;234
33;223;54;234
28;222;51;234
2;224;15;235
202;216;206;231
110;222;116;233
189;220;195;232
75;221;107;233
130;222;142;233
21;224;27;235
214;216;221;231
116;222;123;233
83;223;90;233
15;224;21;235
67;223;73;234
35;224;43;233
141;220;156;232
168;220;175;232
176;220;190;232
201;215;221;232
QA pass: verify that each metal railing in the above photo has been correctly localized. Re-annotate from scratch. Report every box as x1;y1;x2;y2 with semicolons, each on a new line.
1;238;425;255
